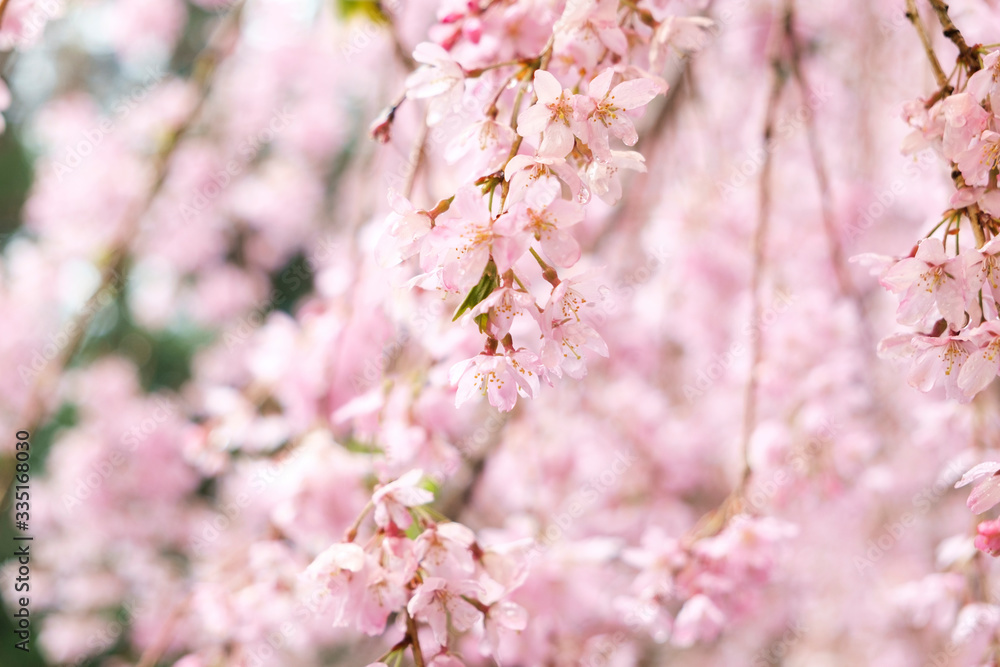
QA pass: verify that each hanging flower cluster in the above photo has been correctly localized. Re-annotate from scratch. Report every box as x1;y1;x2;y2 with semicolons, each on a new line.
377;0;712;412
304;470;529;666
874;46;1000;403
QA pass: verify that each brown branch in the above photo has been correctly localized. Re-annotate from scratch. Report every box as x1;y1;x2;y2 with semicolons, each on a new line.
406;609;427;667
905;0;951;91
738;13;789;494
926;0;981;73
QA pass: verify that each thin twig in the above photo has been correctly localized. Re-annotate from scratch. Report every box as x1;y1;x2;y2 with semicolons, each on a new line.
926;0;981;73
406;609;426;667
738;15;789;494
905;0;951;90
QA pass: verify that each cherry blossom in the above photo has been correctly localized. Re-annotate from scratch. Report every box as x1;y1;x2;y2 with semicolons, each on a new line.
956;462;1000;514
405;42;467;126
450;349;544;412
516;70;582;159
572;69;663;156
407;577;486;649
372;469;435;530
880;238;969;330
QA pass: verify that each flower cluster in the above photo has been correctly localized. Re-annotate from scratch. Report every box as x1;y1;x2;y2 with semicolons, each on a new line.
621;515;798;647
378;0;709;412
303;470;528;666
874;47;1000;403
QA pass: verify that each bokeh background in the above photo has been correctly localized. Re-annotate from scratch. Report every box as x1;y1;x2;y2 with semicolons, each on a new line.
2;0;1000;665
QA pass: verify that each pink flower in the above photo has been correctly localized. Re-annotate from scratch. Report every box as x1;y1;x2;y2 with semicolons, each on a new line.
880;238;969;330
302;543;367;628
484;600;528;663
553;0;628;69
405;42;466;126
376;191;432;267
571;69;662;157
967;237;1000;305
504;153;587;205
650;16;715;69
302;542;404;634
407;577;485;649
517;70;582;159
957;321;1000;397
428;654;466;667
540;279;608;378
955;462;1000;514
955;130;1000;187
356;562;409;635
445;119;516;175
422;186;518;291
372;469;435;529
414;521;477;577
450;349;544;412
906;334;977;402
967;50;1000;120
466;286;539;339
940;93;990;162
584;149;647;205
975;520;1000;557
950;185;1000;219
496;184;584;268
671;594;725;647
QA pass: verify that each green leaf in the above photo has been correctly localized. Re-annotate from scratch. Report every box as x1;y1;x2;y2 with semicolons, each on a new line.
336;0;387;23
452;259;499;326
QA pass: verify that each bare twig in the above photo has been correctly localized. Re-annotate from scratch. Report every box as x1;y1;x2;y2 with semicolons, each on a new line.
738;12;789;494
926;0;981;73
905;0;951;90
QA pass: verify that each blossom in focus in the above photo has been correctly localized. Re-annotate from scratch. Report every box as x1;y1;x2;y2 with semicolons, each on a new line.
450;349;544;412
880;238;969;330
517;70;582;159
372;469;435;529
